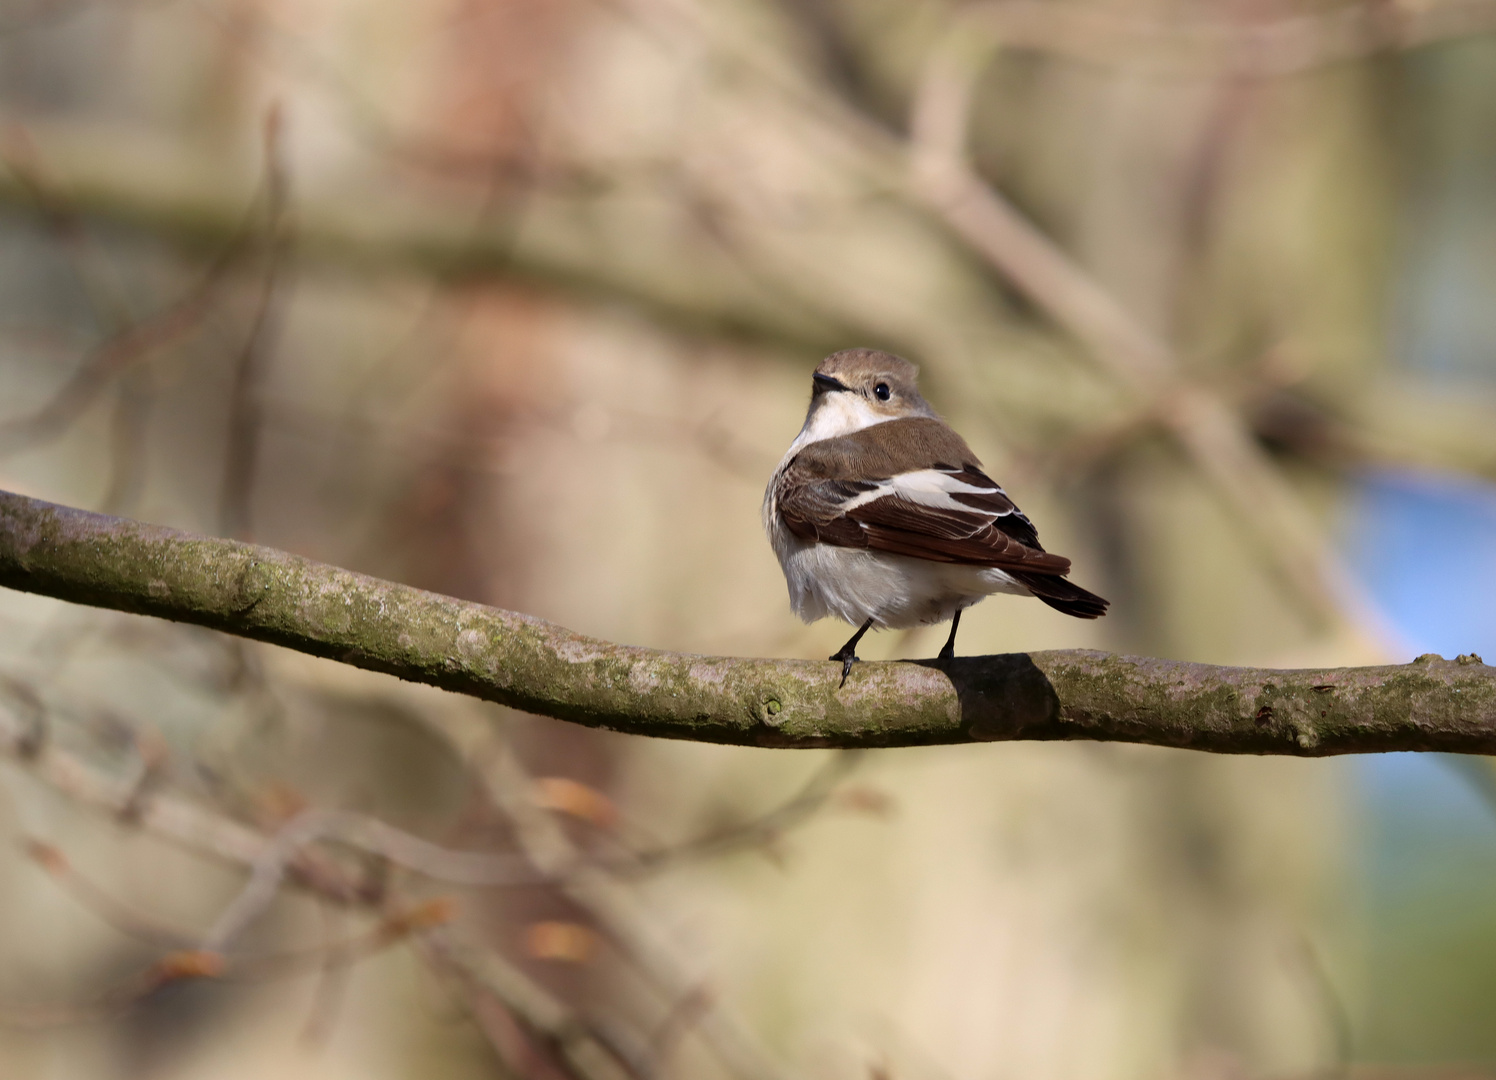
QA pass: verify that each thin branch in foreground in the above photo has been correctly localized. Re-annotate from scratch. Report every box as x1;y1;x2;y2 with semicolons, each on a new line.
200;805;537;953
1;488;1493;753
433;717;793;1080
614;750;863;875
0;901;454;1031
22;839;195;950
529;754;872;874
419;928;646;1080
0;949;226;1029
650;982;715;1074
0;696;683;1080
296;901;351;1049
24;837;454;979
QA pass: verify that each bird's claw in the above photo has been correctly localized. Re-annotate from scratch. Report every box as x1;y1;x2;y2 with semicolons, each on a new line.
831;653;859;688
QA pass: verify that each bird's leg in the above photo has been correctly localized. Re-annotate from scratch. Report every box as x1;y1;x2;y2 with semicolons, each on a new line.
937;610;962;661
829;618;875;687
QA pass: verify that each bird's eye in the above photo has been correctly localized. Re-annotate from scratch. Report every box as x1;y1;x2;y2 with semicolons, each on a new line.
874;383;891;401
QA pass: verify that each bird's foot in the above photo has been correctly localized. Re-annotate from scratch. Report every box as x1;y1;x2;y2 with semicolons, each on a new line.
936;611;961;662
830;617;875;688
829;650;860;688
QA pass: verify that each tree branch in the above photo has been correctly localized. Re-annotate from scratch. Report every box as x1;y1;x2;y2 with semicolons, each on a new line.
0;693;657;1080
0;488;1492;754
959;0;1496;76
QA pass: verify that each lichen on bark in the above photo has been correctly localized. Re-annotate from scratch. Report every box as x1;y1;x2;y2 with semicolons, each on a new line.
2;488;1494;753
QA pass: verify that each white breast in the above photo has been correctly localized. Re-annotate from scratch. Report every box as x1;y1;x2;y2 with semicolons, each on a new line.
762;397;1027;629
763;495;1027;630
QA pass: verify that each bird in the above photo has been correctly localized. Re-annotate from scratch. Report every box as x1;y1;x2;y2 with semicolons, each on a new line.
763;348;1108;685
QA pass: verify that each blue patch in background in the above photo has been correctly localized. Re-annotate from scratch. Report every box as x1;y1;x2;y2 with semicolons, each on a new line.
1344;468;1496;657
1341;466;1496;1059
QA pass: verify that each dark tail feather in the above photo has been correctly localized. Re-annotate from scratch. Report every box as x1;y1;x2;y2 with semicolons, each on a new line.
1008;571;1110;619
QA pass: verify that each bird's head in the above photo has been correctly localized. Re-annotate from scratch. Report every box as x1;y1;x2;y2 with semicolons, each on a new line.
802;349;936;438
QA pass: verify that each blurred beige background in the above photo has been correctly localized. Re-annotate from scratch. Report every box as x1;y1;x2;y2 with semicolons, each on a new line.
1;0;1495;1078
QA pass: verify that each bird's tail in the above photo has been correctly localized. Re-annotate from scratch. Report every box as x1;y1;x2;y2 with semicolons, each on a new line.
1008;570;1110;619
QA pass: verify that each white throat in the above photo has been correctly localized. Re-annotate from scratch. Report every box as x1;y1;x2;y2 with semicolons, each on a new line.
788;393;891;453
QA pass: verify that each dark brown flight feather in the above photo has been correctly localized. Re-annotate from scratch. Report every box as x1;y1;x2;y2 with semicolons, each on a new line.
777;418;1068;573
774;353;1109;621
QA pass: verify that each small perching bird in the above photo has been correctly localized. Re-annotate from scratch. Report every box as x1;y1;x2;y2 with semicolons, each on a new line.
764;348;1108;684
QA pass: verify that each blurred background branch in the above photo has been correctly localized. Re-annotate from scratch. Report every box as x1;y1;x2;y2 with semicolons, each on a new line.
2;0;1496;1076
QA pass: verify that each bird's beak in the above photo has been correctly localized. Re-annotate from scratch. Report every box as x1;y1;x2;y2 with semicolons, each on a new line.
812;372;847;395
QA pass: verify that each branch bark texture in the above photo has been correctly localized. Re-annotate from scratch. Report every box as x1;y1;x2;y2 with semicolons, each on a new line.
1;489;1492;754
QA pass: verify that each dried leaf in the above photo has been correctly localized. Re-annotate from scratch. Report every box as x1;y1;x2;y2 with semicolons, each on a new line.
523;921;597;963
534;776;618;829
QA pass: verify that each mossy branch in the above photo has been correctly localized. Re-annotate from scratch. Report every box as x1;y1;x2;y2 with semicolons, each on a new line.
1;488;1492;754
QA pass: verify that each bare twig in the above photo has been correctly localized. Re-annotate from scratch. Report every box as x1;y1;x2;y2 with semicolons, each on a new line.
219;104;292;541
3;125;162;510
959;0;1496;77
22;838;195;950
0;236;244;461
0;121;253;465
0;895;454;1030
0;690;664;1079
1;123;133;329
0;0;100;37
100;366;155;515
297;902;352;1049
22;836;447;974
262;395;779;486
649;983;715;1074
0;950;226;1029
227;898;458;981
201;805;536;951
443;724;796;1080
907;26;1387;634
419;927;643;1080
0;0;175;38
616;751;862;875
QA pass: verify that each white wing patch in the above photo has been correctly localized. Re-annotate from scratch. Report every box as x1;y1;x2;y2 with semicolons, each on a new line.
840;468;1009;514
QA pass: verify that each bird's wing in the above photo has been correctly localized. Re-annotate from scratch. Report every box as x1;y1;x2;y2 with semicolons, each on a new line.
775;458;1071;572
